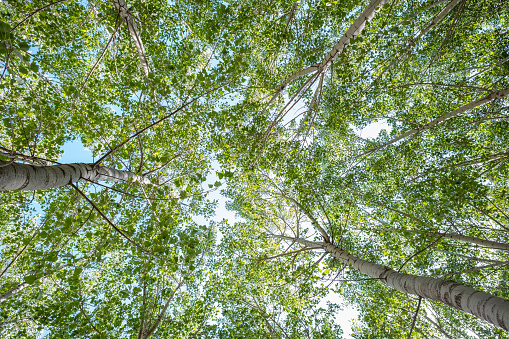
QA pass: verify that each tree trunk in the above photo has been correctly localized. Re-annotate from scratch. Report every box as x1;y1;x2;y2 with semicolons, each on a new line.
0;318;33;326
114;0;150;78
361;88;509;156
278;236;509;330
279;0;388;89
0;161;150;191
371;0;462;85
409;229;509;251
0;282;27;303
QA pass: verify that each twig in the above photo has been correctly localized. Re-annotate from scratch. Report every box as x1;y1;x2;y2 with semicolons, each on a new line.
10;0;68;32
407;297;422;339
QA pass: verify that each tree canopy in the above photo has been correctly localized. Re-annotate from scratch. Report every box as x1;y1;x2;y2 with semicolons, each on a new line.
0;0;508;337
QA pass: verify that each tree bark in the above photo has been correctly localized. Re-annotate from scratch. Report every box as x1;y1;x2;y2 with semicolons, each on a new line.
361;88;509;156
0;282;28;303
410;229;509;251
278;0;388;90
371;0;462;85
114;0;150;78
0;318;33;326
276;235;509;330
0;161;150;191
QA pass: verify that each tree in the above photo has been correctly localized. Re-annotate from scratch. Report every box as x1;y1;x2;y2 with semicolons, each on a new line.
0;161;150;190
1;0;509;337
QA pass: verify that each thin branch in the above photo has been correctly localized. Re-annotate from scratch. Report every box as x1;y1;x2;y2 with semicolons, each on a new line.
10;0;68;32
397;82;491;92
407;297;422;339
255;247;321;261
94;80;231;166
71;183;171;262
77;14;123;96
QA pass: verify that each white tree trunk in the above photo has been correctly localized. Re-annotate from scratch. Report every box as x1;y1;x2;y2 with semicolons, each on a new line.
0;282;28;303
371;0;462;84
0;318;33;326
279;236;509;330
114;0;150;78
418;230;509;251
318;0;388;68
362;88;509;156
0;161;149;191
278;0;388;90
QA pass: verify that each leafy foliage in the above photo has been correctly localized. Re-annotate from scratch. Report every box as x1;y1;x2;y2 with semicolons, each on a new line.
0;0;508;337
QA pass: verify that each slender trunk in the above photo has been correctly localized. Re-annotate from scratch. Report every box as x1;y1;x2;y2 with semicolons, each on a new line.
437;250;505;264
371;0;462;85
114;0;150;78
0;318;33;326
278;0;388;90
0;161;149;191
411;230;509;251
361;88;509;156
278;236;509;330
141;279;186;339
0;282;28;303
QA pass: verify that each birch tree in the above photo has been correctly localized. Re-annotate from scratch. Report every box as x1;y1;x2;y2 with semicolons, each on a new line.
0;161;150;190
1;0;509;337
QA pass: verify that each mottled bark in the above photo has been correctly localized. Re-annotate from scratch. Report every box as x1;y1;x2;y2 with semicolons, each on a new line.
371;0;462;85
0;282;28;303
0;161;150;191
114;0;150;77
410;229;509;251
0;318;33;326
361;88;509;156
278;0;388;90
276;236;509;330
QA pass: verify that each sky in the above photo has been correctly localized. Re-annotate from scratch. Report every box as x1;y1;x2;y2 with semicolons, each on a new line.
59;119;391;338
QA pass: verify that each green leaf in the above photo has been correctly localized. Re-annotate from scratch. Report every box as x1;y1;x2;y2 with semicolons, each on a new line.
0;21;10;33
24;275;37;284
30;62;39;73
19;42;29;51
